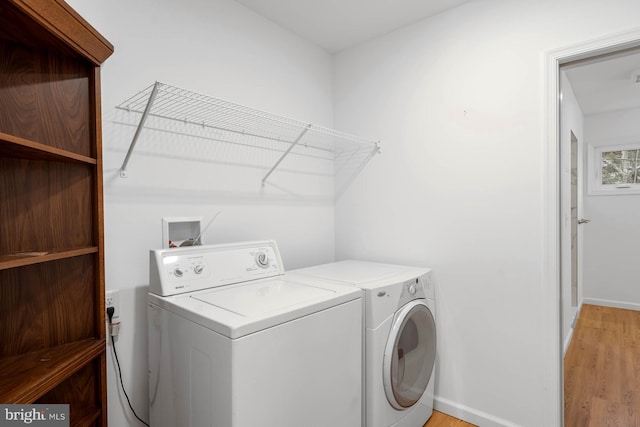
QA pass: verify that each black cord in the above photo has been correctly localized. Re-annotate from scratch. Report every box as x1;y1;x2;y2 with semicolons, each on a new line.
108;308;150;426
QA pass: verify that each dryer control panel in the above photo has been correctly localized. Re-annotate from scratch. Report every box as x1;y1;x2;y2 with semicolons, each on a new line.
398;271;433;303
149;240;284;296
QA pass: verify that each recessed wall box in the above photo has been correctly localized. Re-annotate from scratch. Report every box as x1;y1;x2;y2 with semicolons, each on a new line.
162;217;202;248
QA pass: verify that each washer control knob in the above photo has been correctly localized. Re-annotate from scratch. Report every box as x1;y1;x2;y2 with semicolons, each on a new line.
194;264;204;274
255;252;270;268
174;268;184;277
408;284;417;295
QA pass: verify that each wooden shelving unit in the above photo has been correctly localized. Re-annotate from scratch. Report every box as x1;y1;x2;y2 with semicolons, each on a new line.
0;0;113;425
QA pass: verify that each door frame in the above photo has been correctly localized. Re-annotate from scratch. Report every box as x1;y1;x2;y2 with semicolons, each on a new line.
543;27;640;427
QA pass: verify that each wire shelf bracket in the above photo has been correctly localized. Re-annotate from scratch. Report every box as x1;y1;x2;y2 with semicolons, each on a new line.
119;81;161;178
261;124;311;185
116;81;381;193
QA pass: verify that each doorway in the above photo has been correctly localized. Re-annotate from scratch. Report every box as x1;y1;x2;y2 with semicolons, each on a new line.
561;44;640;424
546;29;640;427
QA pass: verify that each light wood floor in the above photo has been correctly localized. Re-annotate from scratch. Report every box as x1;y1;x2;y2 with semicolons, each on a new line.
424;410;476;427
425;304;640;427
564;304;640;426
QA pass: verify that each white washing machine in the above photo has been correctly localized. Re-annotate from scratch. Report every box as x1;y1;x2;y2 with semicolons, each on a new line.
290;260;436;427
147;241;362;427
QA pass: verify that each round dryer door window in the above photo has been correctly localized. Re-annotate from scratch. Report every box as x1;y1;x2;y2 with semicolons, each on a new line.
383;300;436;409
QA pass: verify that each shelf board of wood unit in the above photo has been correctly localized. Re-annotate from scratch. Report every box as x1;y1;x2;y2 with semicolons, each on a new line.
0;338;105;403
70;404;101;427
0;132;97;164
0;247;99;271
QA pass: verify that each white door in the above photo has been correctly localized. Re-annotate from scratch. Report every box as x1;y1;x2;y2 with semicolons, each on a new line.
570;131;580;310
559;66;587;352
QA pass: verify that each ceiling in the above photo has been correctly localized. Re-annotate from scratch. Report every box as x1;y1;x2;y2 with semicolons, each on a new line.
564;48;640;115
235;0;640;116
234;0;472;53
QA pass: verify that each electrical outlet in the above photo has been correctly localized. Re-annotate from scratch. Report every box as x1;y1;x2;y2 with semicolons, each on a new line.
106;290;120;321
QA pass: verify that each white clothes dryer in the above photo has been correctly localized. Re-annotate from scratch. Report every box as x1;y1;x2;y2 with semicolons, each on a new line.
290;260;436;427
147;241;362;427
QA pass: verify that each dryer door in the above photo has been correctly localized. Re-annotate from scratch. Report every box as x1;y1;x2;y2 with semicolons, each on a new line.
383;300;436;409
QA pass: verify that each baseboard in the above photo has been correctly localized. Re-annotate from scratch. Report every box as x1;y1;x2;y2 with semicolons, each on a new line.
583;297;640;312
434;396;520;427
563;303;582;356
563;326;574;357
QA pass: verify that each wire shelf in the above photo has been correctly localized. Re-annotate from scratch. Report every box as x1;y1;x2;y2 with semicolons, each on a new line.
116;82;380;192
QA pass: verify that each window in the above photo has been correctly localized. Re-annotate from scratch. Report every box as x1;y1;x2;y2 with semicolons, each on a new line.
589;143;640;195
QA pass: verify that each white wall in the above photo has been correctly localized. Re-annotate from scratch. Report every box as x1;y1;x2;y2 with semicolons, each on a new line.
583;107;640;309
559;71;584;352
66;0;335;425
333;1;640;425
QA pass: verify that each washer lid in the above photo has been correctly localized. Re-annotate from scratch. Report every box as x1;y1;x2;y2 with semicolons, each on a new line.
192;279;335;316
148;275;361;339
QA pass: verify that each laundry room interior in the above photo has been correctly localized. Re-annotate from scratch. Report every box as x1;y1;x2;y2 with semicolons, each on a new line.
2;0;640;426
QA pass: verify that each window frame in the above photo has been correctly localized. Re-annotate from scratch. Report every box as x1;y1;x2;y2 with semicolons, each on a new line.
588;142;640;196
